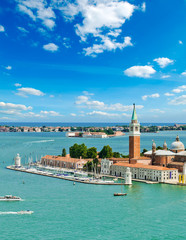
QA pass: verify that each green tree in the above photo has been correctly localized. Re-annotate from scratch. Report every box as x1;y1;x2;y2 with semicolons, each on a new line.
99;145;113;159
87;147;97;159
62;148;66;157
113;152;121;158
69;143;87;158
156;146;163;150
104;128;114;135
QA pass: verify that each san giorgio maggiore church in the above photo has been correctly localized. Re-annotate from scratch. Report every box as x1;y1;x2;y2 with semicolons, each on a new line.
108;104;186;183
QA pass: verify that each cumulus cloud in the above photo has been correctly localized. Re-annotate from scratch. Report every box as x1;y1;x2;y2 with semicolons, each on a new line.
142;93;160;101
153;57;174;68
16;0;56;30
52;0;144;56
70;113;77;116
172;85;186;94
0;102;32;111
75;95;144;112
181;71;186;76
84;36;133;57
179;40;183;45
43;43;58;52
169;95;186;105
16;87;45;97
87;111;119;117
40;110;61;116
164;92;174;96
5;66;12;70
75;96;89;104
124;65;156;78
0;25;5;32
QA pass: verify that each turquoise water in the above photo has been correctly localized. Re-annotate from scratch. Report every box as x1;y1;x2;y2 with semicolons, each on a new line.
0;131;186;239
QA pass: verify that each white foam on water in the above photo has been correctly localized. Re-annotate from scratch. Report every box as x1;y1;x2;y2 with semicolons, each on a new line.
0;211;34;215
29;140;54;144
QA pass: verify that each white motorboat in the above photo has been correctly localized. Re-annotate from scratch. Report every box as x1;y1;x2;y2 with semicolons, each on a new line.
17;210;34;214
0;195;22;201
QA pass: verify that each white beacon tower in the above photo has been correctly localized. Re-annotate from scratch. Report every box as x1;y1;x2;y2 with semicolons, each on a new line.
14;153;21;167
125;167;132;185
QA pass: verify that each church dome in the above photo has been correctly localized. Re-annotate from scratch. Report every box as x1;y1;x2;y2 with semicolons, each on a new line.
170;136;185;152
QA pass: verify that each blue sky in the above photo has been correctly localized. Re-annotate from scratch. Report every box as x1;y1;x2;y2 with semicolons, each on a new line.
0;0;186;123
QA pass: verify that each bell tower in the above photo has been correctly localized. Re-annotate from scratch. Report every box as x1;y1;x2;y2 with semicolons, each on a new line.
129;104;141;162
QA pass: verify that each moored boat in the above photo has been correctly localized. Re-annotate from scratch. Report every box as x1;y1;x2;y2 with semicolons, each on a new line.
114;193;127;196
0;195;22;201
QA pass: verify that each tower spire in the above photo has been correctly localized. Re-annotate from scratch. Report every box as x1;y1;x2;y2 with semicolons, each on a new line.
131;103;138;123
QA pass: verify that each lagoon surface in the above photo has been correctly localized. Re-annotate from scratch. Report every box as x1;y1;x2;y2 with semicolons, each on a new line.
0;131;186;240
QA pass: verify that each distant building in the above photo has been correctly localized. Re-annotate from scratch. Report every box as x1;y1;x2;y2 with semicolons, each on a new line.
82;132;108;138
110;162;178;183
41;155;89;170
101;159;113;175
144;136;186;172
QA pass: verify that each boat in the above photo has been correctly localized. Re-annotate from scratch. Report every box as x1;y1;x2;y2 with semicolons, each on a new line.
114;193;127;196
17;210;34;214
0;195;22;201
113;180;127;196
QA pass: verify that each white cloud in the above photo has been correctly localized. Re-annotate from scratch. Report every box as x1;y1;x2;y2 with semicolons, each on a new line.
75;95;89;104
150;109;165;114
142;93;160;101
161;75;170;79
49;94;54;98
40;110;61;116
5;66;12;70
43;43;58;52
70;113;77;116
172;85;186;94
0;25;5;32
124;65;156;78
14;83;22;87
0;102;32;111
153;57;174;68
83;91;94;96
75;95;144;112
179;40;183;45
84;36;133;57
17;0;56;29
17;26;29;33
169;95;186;105
181;71;186;76
87;111;119;117
141;2;146;12
53;0;143;55
63;37;71;49
164;92;174;96
16;87;45;97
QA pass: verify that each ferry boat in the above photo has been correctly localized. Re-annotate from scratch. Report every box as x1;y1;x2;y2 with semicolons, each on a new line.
0;195;22;201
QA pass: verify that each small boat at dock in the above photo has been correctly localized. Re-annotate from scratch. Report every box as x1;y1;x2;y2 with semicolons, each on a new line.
0;195;22;201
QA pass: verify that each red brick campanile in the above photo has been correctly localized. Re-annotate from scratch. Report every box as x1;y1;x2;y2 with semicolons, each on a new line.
129;104;141;162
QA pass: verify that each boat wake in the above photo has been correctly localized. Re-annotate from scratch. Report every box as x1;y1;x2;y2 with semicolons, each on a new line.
29;140;54;144
0;211;34;215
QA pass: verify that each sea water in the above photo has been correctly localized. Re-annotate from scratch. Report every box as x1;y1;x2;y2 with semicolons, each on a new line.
0;131;185;240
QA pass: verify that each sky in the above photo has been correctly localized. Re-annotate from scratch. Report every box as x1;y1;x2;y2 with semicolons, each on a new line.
0;0;186;123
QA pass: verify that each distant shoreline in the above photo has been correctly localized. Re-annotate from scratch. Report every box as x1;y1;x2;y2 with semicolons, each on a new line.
0;124;186;133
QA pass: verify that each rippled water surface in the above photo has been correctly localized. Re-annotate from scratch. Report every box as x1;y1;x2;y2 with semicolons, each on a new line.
0;131;186;240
